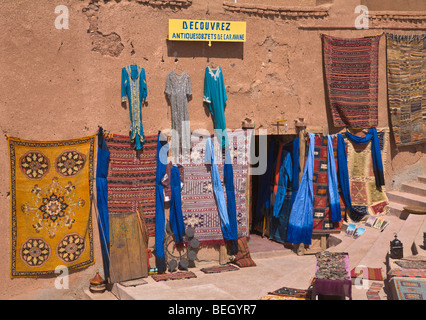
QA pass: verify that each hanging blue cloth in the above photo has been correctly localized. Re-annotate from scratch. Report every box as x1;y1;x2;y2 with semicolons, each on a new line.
291;137;300;206
256;138;277;219
273;150;292;218
344;128;384;189
154;132;169;273
327;135;342;223
205;138;236;242
96;127;111;280
287;133;315;245
169;165;186;244
337;134;367;222
224;148;239;254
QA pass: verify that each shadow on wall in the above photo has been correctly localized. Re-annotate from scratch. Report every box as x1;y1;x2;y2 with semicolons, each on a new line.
166;40;244;60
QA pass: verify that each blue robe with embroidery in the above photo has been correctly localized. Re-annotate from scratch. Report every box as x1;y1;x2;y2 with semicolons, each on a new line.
121;65;148;150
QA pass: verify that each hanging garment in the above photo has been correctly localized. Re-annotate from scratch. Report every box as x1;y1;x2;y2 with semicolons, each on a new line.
203;66;229;148
164;71;192;160
96;127;111;280
386;33;426;147
169;165;186;244
287;133;315;245
273;142;284;197
273;150;292;219
344;127;384;189
327;135;342;223
337;134;367;222
121;65;148;150
154;132;169;273
322;34;381;129
291;137;300;206
204;138;238;244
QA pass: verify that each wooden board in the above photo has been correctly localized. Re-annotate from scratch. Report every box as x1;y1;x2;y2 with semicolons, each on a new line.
109;211;148;283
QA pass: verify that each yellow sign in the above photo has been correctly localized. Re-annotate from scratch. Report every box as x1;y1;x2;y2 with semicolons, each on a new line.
168;19;246;44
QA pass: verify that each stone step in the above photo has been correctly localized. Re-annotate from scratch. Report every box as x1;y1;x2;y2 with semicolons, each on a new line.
401;181;426;197
412;214;426;256
418;175;426;184
386;190;426;208
388;201;409;219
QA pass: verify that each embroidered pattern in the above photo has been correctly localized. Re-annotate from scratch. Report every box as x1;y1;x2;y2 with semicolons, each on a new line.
20;151;50;180
20;238;51;268
55;150;86;177
57;233;86;264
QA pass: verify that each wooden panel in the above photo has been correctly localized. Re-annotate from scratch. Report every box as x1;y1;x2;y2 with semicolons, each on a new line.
109;212;148;283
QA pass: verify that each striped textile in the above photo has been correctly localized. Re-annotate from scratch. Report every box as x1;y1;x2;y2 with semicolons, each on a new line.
181;129;252;245
323;34;381;129
200;264;240;274
386;33;426;147
105;133;158;236
151;271;197;282
309;135;344;234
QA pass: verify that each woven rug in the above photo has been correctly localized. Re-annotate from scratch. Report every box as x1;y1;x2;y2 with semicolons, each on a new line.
268;286;312;300
350;267;384;281
200;264;240;274
388;268;426;279
386;33;426;147
395;260;426;270
259;295;307;300
181;129;251;245
309;135;344;234
151;271;197;282
323;34;381;129
345;130;389;218
366;282;383;300
104;133;158;236
390;277;426;300
8;135;95;278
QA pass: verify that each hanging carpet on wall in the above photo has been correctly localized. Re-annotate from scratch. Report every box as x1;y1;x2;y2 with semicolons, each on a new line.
322;34;381;129
310;134;344;234
345;129;389;218
386;33;426;147
8;135;95;278
181;129;251;245
104;133;158;236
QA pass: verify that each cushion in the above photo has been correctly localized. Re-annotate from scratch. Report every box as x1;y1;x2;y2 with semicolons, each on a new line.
233;237;256;268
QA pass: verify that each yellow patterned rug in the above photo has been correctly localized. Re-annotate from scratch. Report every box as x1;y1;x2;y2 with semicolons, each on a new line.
345;129;389;219
8;135;96;278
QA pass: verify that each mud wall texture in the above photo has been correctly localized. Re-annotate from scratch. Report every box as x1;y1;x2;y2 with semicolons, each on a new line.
0;0;425;299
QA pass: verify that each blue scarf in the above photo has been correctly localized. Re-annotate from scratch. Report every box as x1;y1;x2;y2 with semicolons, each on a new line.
337;134;367;222
287;133;315;245
154;132;169;273
327;135;342;223
169;165;186;244
272;150;292;218
344;128;385;189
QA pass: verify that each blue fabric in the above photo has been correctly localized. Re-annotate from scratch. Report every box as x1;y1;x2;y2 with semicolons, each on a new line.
203;67;229;148
344;128;384;189
121;65;148;150
205;138;236;241
327;135;342;223
291;137;300;206
287;133;315;245
273;150;292;218
337;134;367;222
256;138;277;219
154;132;169;273
169;165;185;244
224;149;238;241
96;127;111;280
